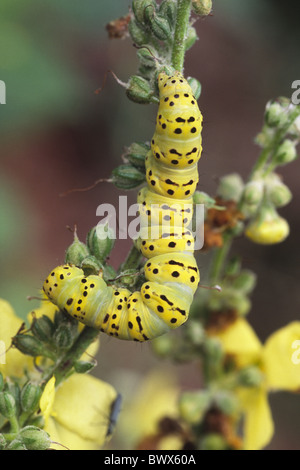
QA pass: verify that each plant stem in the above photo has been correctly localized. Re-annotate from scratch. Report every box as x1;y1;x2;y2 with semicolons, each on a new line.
209;235;232;284
42;326;99;387
171;0;192;71
118;243;143;273
8;415;19;434
250;105;300;177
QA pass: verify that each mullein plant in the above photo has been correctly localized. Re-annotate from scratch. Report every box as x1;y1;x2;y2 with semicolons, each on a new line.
0;0;299;450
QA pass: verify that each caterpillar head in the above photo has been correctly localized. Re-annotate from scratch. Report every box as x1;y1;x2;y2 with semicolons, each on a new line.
157;71;191;95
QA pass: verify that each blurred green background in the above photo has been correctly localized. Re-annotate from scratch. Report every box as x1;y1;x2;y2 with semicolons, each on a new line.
0;0;299;449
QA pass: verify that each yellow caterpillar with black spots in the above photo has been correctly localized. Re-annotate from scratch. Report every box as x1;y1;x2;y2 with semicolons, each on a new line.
43;71;203;341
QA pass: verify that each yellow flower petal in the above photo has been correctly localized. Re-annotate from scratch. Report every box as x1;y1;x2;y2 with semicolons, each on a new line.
245;212;289;245
263;322;300;391
215;318;263;367
45;417;102;450
0;299;32;377
238;387;274;450
118;369;179;448
40;376;56;425
158;435;184;451
51;374;117;447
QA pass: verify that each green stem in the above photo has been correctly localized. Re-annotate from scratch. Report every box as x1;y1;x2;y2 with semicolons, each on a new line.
118;243;143;273
171;0;192;71
8;415;19;434
42;326;99;387
249;146;270;177
209;235;232;284
250;105;300;177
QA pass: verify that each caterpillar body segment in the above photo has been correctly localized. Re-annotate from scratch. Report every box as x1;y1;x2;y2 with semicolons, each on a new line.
43;71;203;341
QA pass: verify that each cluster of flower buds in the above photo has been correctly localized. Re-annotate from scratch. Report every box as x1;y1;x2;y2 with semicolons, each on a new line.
240;169;293;245
124;0;202;103
12;308;83;363
65;224;144;291
65;224;116;279
178;362;262;450
0;373;51;450
109;141;149;190
256;97;299;164
238;97;299;244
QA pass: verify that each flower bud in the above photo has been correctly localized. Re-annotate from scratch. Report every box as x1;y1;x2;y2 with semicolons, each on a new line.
159;0;177;26
7;439;26;450
192;0;212;16
128;18;150;45
146;13;172;41
217;173;244;202
0;391;16;418
288;113;300;138
227;220;245;237
132;0;156;25
213;391;239;415
255;127;275;148
273;139;298;165
208;288;250;317
137;45;158;68
53;322;76;350
117;269;139;288
200;433;228;450
80;256;103;276
21;382;42;414
238;366;263;387
231;269;257;295
4;382;21;416
184;320;205;345
125;141;149;170
87;224;116;263
111;163;146;188
179;390;211;424
0;434;6;450
65;234;90;266
264;101;289;128
74;359;96;374
245;203;290;245
126;75;155;104
265;174;292;207
187;77;201;100
151;334;175;357
18;425;51;450
204;337;224;364
102;264;117;282
193;190;216;207
31;315;55;343
12;334;53;358
185;26;198;51
242;179;264;206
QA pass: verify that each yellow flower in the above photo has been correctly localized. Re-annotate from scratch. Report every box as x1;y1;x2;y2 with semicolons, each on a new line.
263;322;300;391
245;203;289;245
117;369;182;450
0;299;33;377
1;298;113;449
40;374;118;450
215;318;300;449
